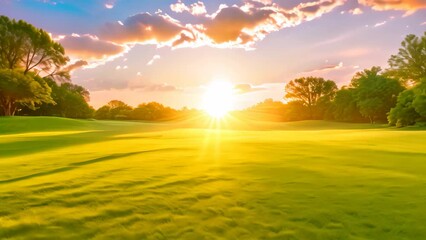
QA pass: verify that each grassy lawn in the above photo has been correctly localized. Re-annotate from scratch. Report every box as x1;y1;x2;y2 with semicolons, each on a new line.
0;116;425;239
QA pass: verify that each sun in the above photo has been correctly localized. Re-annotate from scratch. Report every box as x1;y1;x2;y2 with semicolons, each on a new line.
203;81;235;118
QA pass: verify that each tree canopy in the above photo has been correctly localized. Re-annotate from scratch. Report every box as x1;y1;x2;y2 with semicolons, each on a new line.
0;16;69;77
350;67;404;123
0;69;53;116
0;16;65;116
387;32;426;84
387;32;426;127
18;78;93;118
284;77;337;119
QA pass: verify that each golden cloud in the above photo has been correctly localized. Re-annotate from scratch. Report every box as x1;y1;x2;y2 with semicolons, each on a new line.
99;13;195;46
60;34;127;60
358;0;426;12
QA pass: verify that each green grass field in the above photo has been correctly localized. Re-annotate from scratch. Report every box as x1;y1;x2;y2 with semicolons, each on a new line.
1;116;426;239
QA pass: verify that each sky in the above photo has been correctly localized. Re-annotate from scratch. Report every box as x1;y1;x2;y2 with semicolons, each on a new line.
1;0;425;109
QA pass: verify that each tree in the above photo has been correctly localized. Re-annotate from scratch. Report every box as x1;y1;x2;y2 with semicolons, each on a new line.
387;32;426;127
331;88;365;122
0;69;53;116
388;88;421;127
95;100;133;120
412;84;426;118
94;106;111;120
284;77;337;119
18;78;94;118
387;32;426;84
350;67;404;123
132;102;177;120
0;16;69;78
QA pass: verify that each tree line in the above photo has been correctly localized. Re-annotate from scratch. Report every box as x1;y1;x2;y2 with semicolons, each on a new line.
247;32;425;127
93;100;198;121
0;16;424;127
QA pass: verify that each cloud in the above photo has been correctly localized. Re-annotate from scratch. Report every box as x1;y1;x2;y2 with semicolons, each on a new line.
57;0;346;71
374;20;387;27
170;1;207;16
349;7;363;14
170;1;188;13
63;60;88;72
104;0;115;9
303;62;344;73
234;83;267;94
203;7;276;44
143;83;180;92
200;0;346;47
59;34;127;62
99;12;195;47
358;0;426;12
95;0;345;50
147;55;161;66
128;80;181;91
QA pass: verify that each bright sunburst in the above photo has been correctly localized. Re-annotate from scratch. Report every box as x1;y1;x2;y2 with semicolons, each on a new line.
203;81;235;118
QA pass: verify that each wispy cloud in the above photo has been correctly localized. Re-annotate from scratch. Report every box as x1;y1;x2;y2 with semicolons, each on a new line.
302;62;344;73
234;83;267;94
147;55;161;66
128;80;181;91
374;21;387;27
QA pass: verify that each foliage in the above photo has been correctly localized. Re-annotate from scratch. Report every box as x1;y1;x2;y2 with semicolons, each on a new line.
387;32;426;84
94;100;180;121
331;88;365;122
388;83;426;127
285;77;337;119
132;102;178;120
0;69;53;116
350;67;404;123
0;16;69;78
387;32;426;127
95;100;133;120
412;84;426;117
388;88;419;127
18;78;94;118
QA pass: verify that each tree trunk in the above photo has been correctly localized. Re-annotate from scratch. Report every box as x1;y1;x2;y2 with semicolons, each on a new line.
0;98;15;116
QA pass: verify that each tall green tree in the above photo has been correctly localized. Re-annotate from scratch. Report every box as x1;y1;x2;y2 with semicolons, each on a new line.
18;78;93;118
0;16;69;77
0;69;53;116
0;16;74;116
284;77;337;119
387;32;426;127
351;67;404;123
387;32;426;84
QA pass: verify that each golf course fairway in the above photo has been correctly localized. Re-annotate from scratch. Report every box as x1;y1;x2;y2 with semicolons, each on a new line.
1;116;425;239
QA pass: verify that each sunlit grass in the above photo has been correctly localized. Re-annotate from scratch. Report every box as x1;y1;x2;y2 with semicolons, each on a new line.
0;117;426;239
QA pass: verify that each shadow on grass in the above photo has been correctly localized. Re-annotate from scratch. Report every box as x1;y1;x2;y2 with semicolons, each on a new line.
0;130;138;158
0;148;175;184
